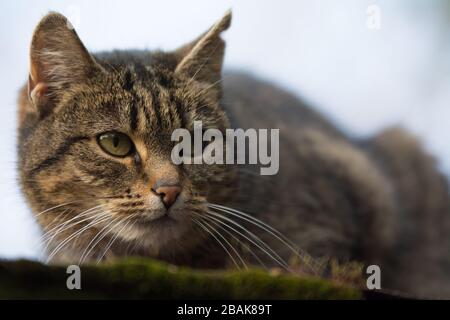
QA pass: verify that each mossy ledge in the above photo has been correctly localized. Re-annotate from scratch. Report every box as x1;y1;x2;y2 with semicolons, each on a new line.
0;258;362;299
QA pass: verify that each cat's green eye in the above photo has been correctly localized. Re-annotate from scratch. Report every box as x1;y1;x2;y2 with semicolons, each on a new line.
97;132;134;157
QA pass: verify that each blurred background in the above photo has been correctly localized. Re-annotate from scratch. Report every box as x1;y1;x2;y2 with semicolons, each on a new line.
0;0;449;259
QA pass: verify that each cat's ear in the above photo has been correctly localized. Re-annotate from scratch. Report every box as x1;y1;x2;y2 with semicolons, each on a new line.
28;12;103;115
174;10;231;89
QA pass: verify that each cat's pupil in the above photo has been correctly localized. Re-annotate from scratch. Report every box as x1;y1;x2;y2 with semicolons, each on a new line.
113;136;120;148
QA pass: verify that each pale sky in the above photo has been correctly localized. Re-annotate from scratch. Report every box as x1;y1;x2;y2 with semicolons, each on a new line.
1;0;449;259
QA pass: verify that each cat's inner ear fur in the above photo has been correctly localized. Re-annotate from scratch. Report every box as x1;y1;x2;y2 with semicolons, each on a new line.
28;12;103;115
174;10;231;91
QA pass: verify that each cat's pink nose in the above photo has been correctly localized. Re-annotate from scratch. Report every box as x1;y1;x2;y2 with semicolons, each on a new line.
153;185;181;209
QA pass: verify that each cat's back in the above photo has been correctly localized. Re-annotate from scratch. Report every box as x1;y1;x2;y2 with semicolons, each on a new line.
220;72;393;263
222;72;343;139
222;72;450;297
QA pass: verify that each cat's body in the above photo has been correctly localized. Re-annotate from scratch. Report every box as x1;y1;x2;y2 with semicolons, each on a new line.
222;72;450;297
18;12;450;298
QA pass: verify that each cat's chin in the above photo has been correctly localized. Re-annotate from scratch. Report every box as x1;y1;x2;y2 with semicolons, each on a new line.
116;210;198;254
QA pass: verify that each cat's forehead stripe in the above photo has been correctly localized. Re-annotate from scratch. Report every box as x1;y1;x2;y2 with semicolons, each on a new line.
129;100;138;131
148;83;162;128
132;78;184;134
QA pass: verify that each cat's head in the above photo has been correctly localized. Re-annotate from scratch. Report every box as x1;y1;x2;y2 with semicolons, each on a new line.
20;11;235;261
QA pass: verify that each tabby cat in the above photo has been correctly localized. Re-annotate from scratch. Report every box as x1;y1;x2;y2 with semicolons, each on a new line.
18;11;450;298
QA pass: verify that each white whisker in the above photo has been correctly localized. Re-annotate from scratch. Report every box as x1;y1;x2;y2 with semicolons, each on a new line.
193;213;247;270
41;205;106;250
78;214;124;264
35;201;78;217
205;210;291;271
46;212;111;262
192;217;241;270
96;216;136;264
209;203;320;274
195;212;266;270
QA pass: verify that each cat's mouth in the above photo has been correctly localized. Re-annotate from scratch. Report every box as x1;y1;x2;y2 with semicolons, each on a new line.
132;209;181;227
147;213;176;225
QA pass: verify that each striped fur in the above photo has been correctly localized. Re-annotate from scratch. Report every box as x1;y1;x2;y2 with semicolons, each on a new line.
17;12;450;297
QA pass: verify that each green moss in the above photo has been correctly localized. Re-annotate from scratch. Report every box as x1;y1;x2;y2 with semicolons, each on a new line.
0;258;362;299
